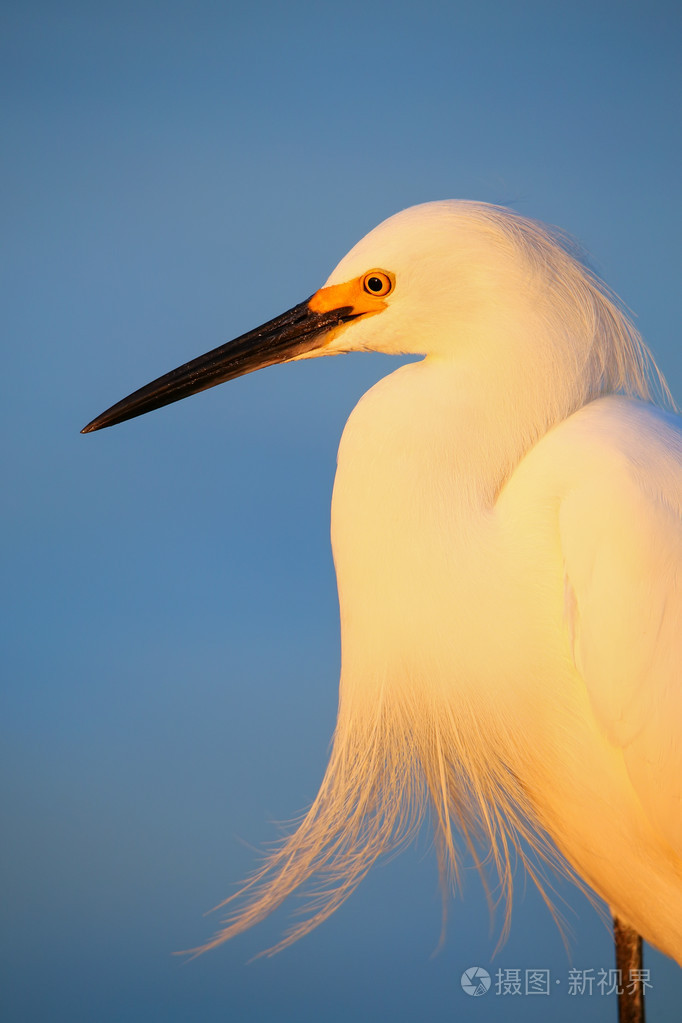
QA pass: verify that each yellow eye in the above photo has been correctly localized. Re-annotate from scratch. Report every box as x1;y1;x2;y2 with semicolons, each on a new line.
362;270;394;297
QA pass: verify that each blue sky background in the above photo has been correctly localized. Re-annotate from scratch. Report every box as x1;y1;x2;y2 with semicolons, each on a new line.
2;2;681;1020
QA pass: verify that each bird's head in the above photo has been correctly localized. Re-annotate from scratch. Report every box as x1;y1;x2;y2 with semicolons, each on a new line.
82;200;663;434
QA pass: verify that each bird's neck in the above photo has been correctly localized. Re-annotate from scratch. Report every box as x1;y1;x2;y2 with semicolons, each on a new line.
335;356;559;513
330;355;577;676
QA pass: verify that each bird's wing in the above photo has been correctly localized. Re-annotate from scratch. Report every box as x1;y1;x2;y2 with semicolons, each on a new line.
559;405;682;856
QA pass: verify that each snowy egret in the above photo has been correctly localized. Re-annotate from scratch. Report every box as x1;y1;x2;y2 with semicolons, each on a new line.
83;202;681;1005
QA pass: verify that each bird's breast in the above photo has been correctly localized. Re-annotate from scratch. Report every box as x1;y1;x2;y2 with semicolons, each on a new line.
330;364;567;705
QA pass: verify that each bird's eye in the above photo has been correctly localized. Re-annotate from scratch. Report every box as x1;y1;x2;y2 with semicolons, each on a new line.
362;270;393;297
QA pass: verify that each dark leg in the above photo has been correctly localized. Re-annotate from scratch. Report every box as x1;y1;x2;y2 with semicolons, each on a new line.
613;916;646;1023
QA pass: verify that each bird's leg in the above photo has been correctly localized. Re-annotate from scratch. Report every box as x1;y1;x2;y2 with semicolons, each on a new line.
613;916;646;1023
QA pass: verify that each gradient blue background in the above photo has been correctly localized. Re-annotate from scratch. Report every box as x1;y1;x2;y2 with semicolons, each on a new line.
2;2;681;1020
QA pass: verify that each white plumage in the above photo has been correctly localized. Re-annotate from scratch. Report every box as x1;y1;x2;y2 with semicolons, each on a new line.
84;201;682;966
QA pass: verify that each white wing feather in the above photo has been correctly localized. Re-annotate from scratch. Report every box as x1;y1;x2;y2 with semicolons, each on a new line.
559;402;682;856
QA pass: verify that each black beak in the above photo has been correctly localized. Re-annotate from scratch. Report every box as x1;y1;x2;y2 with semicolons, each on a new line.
81;297;358;434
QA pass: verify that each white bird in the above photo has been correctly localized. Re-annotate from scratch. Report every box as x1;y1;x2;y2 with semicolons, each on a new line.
83;201;682;995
